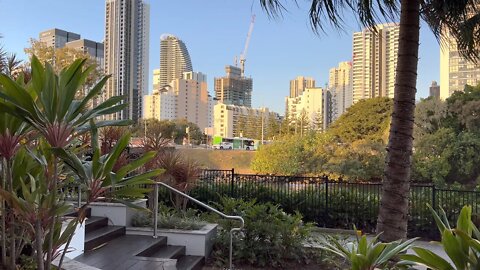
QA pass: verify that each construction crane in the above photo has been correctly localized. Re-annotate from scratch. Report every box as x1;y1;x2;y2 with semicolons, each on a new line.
239;14;255;78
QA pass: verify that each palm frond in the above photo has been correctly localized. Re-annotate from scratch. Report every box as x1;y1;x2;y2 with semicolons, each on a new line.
259;0;399;34
422;0;480;62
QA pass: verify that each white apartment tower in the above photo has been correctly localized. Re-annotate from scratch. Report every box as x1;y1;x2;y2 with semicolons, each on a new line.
352;23;399;103
329;61;353;120
286;87;332;131
104;0;150;122
440;31;480;99
159;34;193;88
143;72;209;130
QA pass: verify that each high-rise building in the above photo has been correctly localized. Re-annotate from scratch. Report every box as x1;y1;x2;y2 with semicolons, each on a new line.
39;28;103;65
289;76;315;98
104;0;150;122
143;86;176;121
429;81;440;99
39;28;81;48
329;62;353;120
285;87;332;131
143;72;209;130
159;34;193;88
440;31;480;99
64;39;105;67
352;23;399;103
214;65;253;107
152;69;161;92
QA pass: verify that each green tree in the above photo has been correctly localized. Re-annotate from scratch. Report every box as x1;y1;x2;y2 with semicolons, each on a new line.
328;97;393;143
443;84;480;134
24;39;103;99
173;119;203;145
414;97;446;140
260;0;480;241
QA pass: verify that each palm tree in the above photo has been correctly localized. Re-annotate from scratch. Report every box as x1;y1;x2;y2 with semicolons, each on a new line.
4;54;22;78
259;0;480;241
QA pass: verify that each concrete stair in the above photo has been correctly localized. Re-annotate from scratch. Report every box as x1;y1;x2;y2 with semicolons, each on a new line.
80;213;205;270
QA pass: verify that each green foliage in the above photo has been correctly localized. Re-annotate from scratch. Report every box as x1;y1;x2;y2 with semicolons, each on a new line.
251;134;317;175
206;197;314;268
138;118;204;144
0;57;160;269
321;229;416;270
400;205;480;269
328;97;393;143
252;98;392;179
414;97;446;139
191;179;480;237
132;204;206;230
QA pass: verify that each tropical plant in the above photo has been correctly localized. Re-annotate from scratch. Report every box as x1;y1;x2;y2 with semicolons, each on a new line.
153;151;201;210
0;56;131;270
259;0;480;241
400;205;480;269
321;228;416;270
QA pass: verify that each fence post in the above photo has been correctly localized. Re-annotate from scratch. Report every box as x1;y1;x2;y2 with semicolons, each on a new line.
230;168;235;196
325;176;329;221
432;185;436;210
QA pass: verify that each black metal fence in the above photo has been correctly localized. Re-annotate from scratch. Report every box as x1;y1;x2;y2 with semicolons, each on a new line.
190;169;480;238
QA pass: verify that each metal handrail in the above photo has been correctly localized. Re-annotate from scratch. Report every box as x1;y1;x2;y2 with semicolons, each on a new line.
152;182;244;270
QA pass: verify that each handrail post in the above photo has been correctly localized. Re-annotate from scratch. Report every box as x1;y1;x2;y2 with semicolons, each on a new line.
153;184;159;238
325;176;329;222
77;185;81;208
432;185;436;211
230;168;235;196
230;229;234;269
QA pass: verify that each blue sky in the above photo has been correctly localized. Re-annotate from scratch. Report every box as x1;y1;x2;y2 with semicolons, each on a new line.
0;0;439;114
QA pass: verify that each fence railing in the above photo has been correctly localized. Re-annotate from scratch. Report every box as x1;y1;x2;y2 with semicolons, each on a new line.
190;169;480;238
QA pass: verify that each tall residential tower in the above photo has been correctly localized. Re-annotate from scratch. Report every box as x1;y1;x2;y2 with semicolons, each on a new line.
352;23;399;103
440;31;480;99
329;61;353;120
289;76;315;98
159;34;193;89
104;0;150;122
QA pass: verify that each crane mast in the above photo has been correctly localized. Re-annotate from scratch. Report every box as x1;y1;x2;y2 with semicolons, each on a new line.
240;14;255;78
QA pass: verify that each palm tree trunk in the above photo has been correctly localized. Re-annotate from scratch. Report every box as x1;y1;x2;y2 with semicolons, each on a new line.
376;0;420;242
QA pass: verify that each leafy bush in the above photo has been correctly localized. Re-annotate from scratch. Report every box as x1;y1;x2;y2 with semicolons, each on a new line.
205;197;315;268
321;229;416;270
131;203;206;230
400;205;480;269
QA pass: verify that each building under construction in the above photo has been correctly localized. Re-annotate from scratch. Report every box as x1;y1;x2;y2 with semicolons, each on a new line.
214;65;253;107
214;14;255;108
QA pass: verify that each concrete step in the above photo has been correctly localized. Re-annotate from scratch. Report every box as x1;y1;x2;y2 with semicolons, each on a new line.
176;255;204;270
148;245;185;259
85;225;125;251
85;216;108;233
135;237;168;257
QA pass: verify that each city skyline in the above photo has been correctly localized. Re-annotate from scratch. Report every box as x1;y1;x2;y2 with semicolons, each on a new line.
0;0;440;115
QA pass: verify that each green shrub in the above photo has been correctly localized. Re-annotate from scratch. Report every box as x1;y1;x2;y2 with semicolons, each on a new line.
131;203;206;230
205;197;316;268
191;180;480;238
